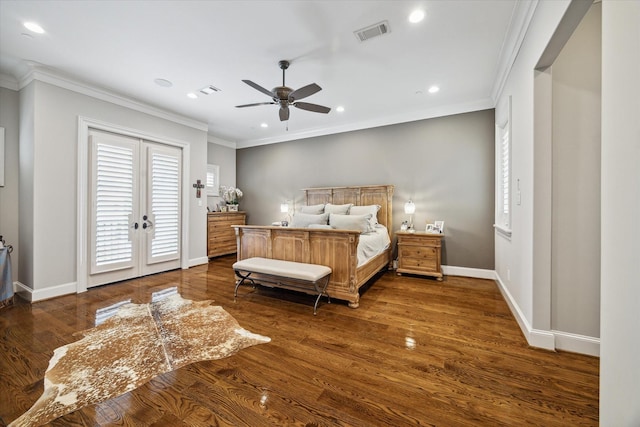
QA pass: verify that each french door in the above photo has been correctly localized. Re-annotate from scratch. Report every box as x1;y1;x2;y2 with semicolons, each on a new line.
87;129;182;288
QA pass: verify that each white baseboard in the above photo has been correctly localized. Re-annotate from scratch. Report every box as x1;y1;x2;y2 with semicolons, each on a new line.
553;330;600;357
494;274;599;356
442;265;497;280
189;256;210;268
15;280;77;302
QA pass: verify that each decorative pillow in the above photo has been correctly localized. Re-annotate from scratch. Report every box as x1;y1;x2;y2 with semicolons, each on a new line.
349;205;381;227
324;203;352;215
329;213;373;233
308;224;333;230
290;212;329;228
300;204;325;214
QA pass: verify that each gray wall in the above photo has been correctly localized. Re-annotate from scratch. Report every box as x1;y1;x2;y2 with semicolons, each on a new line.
0;87;19;277
551;4;601;337
16;79;208;294
237;109;495;270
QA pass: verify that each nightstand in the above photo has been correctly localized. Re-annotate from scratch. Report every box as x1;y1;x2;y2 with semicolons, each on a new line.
396;231;443;280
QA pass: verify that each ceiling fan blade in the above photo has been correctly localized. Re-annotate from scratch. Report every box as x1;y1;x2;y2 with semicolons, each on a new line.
289;83;322;101
279;106;290;121
242;80;275;98
235;102;276;108
293;102;331;114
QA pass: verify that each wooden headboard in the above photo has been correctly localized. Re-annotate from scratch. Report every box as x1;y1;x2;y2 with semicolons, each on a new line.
302;185;395;230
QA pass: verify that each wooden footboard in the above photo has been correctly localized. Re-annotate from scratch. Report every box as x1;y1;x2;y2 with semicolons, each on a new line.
233;225;390;308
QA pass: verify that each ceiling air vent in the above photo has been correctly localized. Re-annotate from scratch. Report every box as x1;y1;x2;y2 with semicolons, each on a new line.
354;21;390;42
199;85;221;95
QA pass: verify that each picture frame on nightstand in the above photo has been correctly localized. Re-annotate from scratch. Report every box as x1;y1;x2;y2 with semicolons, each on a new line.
434;221;444;233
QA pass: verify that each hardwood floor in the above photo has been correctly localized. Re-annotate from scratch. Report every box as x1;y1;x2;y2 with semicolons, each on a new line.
1;256;599;426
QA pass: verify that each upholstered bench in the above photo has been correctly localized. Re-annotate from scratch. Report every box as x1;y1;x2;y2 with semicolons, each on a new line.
233;257;332;315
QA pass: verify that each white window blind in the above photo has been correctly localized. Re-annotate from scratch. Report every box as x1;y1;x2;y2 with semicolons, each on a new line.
94;143;134;266
150;151;181;259
495;95;512;237
500;126;510;223
206;164;219;196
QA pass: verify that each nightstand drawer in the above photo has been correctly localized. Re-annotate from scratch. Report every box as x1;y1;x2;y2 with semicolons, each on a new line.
399;246;437;259
400;256;437;271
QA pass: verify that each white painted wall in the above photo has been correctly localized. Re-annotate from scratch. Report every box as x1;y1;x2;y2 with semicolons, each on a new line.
17;79;208;296
600;0;640;424
494;0;572;349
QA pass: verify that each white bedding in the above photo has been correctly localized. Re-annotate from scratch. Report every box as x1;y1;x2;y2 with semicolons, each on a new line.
357;225;391;267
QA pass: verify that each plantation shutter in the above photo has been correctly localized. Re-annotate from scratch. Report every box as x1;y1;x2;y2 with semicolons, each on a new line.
146;145;181;264
90;135;138;274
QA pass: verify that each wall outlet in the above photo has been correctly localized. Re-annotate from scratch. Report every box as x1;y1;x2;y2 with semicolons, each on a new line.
393;260;398;269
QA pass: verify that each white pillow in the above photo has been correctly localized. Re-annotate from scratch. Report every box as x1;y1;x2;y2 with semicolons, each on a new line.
300;204;325;214
349;205;381;227
325;203;352;215
290;212;329;228
329;213;373;233
308;224;333;230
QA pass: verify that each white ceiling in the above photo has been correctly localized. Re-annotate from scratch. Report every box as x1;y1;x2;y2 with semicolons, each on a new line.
0;1;529;148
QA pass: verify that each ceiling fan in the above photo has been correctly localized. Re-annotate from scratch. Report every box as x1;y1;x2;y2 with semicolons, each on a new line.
235;60;331;122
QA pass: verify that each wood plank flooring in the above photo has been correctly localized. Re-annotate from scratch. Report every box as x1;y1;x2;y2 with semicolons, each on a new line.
0;255;599;426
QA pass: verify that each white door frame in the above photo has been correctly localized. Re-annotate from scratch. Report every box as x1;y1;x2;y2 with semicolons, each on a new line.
76;116;191;293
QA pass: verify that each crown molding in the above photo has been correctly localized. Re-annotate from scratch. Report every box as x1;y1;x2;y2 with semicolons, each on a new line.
234;97;494;149
490;0;539;103
208;136;236;149
0;73;19;91
17;62;208;132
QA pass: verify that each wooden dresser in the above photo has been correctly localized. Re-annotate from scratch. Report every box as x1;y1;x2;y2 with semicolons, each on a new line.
396;231;443;280
207;211;246;258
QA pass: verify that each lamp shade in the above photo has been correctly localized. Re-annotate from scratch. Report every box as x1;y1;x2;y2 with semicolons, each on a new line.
404;200;416;215
280;203;289;213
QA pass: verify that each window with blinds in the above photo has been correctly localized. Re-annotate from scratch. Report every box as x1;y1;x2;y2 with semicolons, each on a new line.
94;143;134;267
495;95;512;238
149;150;181;261
206;164;219;196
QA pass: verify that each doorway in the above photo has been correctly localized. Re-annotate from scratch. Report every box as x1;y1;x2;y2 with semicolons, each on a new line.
85;128;182;288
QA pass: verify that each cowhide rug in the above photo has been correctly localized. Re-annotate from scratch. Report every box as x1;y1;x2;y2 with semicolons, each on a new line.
9;294;270;427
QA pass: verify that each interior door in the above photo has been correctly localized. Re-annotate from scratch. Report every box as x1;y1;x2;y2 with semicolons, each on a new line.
88;130;181;288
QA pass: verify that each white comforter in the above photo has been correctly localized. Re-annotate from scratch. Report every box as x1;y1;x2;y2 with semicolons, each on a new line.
357;225;391;267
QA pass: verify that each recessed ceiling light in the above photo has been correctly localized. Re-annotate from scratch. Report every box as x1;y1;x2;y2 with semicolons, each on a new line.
24;22;45;34
428;85;440;94
154;78;173;88
260;123;268;128
336;106;345;113
187;92;198;99
409;10;425;24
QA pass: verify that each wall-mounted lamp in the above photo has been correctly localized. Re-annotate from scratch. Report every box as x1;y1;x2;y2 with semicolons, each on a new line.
404;200;416;230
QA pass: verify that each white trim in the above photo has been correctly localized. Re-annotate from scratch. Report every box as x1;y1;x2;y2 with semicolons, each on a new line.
0;73;19;91
442;265;496;280
19;64;207;132
77;116;191;293
189;257;210;268
553;330;600;357
495;272;556;351
208;136;237;149
15;280;77;302
494;224;513;239
491;0;539;103
235;98;493;148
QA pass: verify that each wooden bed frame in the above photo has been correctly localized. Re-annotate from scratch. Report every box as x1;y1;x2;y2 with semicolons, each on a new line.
233;185;394;308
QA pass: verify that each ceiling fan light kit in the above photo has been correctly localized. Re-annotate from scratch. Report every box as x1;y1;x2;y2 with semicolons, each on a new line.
236;60;331;122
